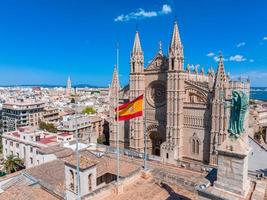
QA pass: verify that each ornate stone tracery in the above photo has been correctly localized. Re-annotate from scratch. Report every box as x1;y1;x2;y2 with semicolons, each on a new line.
146;81;167;108
185;83;209;104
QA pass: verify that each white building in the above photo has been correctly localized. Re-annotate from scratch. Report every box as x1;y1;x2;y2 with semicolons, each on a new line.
2;126;74;168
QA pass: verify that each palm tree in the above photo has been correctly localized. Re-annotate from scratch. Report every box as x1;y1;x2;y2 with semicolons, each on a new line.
3;155;23;174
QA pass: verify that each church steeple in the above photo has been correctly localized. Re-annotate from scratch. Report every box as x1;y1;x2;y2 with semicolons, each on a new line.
111;65;120;88
168;21;184;71
170;21;182;50
132;31;143;55
215;53;227;87
66;75;72;96
130;31;144;73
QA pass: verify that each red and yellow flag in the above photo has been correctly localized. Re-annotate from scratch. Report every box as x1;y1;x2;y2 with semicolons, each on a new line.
115;94;143;121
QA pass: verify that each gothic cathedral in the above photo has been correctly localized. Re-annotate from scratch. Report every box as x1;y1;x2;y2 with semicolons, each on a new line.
109;21;250;165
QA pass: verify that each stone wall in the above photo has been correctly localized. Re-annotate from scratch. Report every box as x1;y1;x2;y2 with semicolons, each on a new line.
82;168;142;200
151;168;200;192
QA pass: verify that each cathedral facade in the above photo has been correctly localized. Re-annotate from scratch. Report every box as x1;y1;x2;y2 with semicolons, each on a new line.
109;21;250;165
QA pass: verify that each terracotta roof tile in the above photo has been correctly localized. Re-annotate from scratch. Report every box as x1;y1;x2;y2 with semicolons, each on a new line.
0;186;59;200
63;154;98;170
26;160;65;195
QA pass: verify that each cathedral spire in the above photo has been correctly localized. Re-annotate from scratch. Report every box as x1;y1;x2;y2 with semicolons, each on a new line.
132;31;142;54
111;65;120;88
168;20;184;71
170;21;182;50
215;53;226;87
130;30;144;73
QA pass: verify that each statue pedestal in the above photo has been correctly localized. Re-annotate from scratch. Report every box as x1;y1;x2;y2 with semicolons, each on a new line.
197;134;252;200
214;135;251;197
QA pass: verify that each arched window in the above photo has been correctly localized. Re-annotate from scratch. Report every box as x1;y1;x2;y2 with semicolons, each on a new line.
192;139;196;154
171;58;174;70
196;140;200;154
69;169;74;191
190;95;195;103
132;62;135;72
88;174;92;191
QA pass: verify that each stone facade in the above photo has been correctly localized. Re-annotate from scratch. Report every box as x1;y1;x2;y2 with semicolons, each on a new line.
109;21;250;166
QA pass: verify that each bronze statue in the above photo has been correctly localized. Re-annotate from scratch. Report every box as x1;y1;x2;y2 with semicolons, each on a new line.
227;90;249;138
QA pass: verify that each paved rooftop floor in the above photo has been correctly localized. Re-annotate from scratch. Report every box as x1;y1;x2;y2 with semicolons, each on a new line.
101;177;197;200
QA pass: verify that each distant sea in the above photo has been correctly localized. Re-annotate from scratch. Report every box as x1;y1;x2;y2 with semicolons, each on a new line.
250;87;267;101
0;85;266;101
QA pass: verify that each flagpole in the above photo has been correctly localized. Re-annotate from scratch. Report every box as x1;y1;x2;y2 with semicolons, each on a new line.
116;42;120;185
75;98;81;200
144;88;147;170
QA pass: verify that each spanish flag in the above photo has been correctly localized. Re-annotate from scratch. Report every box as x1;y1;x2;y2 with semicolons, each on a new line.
115;94;144;121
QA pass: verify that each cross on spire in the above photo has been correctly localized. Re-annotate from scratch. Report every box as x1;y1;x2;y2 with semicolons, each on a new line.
158;41;163;54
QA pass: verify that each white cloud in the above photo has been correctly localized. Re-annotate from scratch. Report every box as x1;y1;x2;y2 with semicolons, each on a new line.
206;52;215;57
249;59;254;62
236;42;246;48
114;9;156;22
161;4;172;14
229;55;247;62
114;4;172;22
263;36;267;40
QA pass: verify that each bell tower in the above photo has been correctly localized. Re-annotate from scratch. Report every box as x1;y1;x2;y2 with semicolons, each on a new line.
129;31;145;152
161;21;186;164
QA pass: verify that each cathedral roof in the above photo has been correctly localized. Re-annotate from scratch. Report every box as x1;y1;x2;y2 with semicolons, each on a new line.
145;52;168;72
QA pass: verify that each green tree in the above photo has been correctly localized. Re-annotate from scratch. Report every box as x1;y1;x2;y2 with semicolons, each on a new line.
39;122;57;133
3;155;23;174
82;107;96;114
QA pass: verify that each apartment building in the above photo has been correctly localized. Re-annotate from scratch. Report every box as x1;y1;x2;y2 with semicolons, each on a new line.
2;99;45;133
57;114;103;143
42;106;61;123
2;126;74;168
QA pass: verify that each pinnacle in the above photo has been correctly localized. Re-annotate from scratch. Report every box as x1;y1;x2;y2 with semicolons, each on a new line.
111;65;119;88
132;31;142;54
170;21;181;50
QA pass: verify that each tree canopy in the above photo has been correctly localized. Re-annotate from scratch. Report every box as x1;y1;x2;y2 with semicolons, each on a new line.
82;107;96;114
39;122;57;133
3;155;23;174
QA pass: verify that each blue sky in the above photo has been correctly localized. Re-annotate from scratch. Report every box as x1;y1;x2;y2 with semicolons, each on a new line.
0;0;266;86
